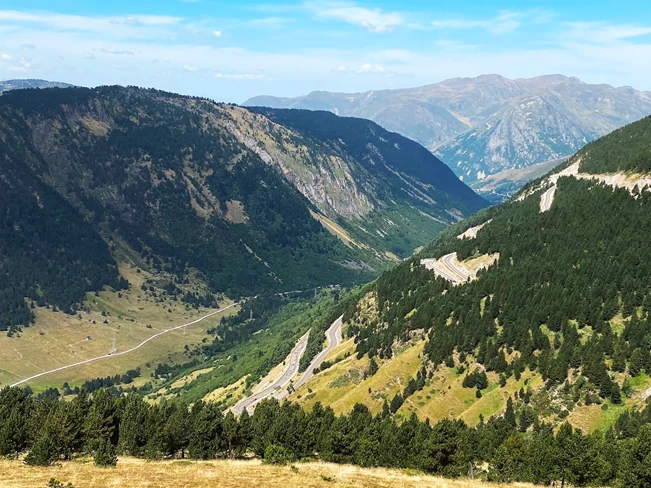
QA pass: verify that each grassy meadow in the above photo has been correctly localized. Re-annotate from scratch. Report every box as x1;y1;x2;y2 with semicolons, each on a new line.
0;263;237;392
0;458;536;488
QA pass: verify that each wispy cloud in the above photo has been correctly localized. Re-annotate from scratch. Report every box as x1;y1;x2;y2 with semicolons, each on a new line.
215;72;265;80
432;10;549;36
357;63;384;73
565;22;651;44
0;10;181;33
10;57;32;72
247;17;288;29
101;47;134;55
306;1;403;33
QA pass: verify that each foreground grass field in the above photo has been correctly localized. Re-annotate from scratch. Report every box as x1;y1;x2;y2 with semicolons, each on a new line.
0;458;534;488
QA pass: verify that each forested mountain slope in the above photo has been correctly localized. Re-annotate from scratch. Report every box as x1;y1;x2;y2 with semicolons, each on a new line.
0;86;365;330
0;86;483;331
248;107;487;256
246;74;651;194
292;115;651;434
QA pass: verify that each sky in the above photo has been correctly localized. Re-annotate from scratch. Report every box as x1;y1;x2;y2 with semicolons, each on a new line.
1;1;651;103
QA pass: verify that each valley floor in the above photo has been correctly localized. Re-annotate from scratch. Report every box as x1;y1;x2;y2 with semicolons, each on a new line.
0;458;534;488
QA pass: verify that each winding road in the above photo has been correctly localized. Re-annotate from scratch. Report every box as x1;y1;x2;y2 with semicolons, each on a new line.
232;315;343;415
540;185;556;212
9;303;239;388
441;253;471;283
292;315;343;392
232;331;310;415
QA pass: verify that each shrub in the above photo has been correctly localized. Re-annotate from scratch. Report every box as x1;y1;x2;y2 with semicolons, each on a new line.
94;439;118;467
48;479;74;488
263;444;293;465
25;434;57;466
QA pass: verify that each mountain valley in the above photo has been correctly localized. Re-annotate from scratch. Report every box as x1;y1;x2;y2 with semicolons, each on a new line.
246;74;651;199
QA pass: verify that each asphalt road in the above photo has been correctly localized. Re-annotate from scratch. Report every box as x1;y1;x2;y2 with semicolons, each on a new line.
291;315;343;392
9;303;239;388
232;331;310;415
441;252;470;283
540;185;556;212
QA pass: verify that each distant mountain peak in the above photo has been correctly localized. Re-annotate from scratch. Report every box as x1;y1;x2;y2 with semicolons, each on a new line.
0;79;74;93
244;74;651;201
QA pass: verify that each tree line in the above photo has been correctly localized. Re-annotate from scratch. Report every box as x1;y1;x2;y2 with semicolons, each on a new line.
2;386;651;486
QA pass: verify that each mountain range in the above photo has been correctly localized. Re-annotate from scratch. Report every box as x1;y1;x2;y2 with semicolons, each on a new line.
245;74;651;198
0;79;74;92
0;85;485;331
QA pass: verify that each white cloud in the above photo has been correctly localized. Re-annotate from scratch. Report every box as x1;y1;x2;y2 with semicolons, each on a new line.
0;10;181;37
357;63;384;73
306;1;402;33
1;53;12;61
9;57;32;71
84;53;95;59
184;64;198;71
212;30;222;37
432;10;543;36
215;73;265;80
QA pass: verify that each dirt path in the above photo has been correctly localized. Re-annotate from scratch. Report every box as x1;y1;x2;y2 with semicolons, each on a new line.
10;303;238;387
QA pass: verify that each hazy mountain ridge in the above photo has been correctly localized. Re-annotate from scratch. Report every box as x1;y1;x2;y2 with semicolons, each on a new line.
245;74;651;188
0;79;74;92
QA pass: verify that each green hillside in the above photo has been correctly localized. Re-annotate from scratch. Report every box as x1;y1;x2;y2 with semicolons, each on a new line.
326;114;651;433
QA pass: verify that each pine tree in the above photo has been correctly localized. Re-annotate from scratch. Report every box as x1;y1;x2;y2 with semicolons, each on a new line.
25;432;58;466
504;398;517;428
94;438;117;467
367;357;379;377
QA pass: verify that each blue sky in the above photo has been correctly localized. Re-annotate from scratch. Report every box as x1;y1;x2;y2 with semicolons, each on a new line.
1;1;651;102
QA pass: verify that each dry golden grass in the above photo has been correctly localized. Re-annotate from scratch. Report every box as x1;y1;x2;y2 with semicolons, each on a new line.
294;340;425;415
291;336;550;428
405;368;543;427
169;367;215;389
202;376;248;404
0;458;535;488
0;263;237;392
309;210;369;251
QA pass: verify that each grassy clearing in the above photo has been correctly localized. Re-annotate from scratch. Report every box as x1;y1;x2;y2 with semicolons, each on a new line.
569;373;651;433
292;337;545;427
294;341;425;415
401;366;543;426
0;458;534;488
0;263;236;392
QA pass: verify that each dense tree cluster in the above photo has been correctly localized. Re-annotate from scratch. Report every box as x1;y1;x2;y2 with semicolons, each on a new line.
578;115;651;174
0;114;126;330
2;386;651;486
